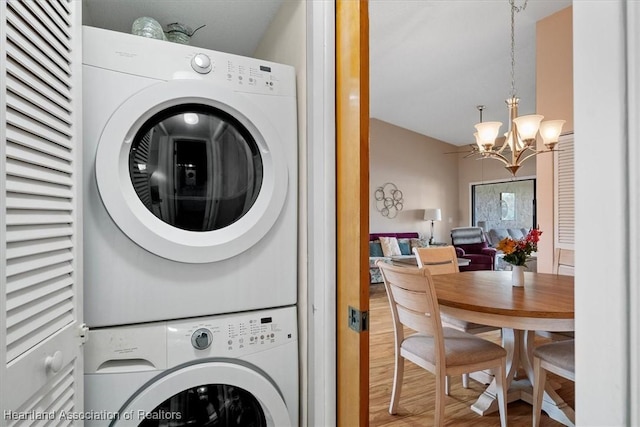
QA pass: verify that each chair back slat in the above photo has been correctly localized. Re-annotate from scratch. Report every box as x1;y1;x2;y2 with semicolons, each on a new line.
389;284;430;314
413;246;459;275
553;248;575;276
396;303;437;336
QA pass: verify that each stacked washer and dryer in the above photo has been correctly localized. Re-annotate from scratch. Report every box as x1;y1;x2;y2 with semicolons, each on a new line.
82;26;298;426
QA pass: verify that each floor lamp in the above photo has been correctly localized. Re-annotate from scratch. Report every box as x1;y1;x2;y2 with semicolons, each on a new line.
424;208;442;245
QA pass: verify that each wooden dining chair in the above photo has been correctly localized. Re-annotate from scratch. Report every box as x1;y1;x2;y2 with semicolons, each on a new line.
553;248;575;276
413;246;500;392
376;260;508;426
532;340;576;427
540;248;575;340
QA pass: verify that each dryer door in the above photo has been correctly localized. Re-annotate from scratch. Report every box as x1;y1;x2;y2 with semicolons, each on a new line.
96;79;288;263
112;361;292;427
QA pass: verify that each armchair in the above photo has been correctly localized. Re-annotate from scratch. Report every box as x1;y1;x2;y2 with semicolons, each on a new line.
450;227;496;271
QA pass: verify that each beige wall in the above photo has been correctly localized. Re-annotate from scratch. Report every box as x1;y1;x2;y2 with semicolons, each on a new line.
536;6;573;273
369;119;459;243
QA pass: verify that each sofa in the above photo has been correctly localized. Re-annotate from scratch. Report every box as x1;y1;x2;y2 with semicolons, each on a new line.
450;227;496;272
484;227;530;248
368;232;424;283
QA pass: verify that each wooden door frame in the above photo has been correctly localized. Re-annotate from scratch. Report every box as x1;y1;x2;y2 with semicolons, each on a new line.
336;0;370;426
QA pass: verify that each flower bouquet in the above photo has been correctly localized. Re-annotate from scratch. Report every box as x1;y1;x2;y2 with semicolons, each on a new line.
496;228;542;286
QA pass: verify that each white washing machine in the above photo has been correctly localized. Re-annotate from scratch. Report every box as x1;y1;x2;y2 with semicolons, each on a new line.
82;26;297;327
84;306;298;426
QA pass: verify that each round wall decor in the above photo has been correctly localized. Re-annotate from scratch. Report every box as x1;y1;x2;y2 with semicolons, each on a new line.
374;182;404;219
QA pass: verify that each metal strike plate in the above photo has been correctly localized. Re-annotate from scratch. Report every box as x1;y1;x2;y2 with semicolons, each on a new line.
348;306;368;332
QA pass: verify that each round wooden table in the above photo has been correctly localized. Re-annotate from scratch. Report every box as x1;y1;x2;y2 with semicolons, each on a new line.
432;270;574;425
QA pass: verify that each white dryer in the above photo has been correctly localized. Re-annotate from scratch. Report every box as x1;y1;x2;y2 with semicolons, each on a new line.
84;306;298;426
82;26;297;327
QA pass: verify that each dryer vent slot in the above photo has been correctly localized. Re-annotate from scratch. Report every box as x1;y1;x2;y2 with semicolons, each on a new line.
96;358;156;373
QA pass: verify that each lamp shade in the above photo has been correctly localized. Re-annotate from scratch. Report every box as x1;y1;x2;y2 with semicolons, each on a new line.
424;208;441;221
513;114;544;140
539;120;566;146
473;132;484;152
474;121;502;148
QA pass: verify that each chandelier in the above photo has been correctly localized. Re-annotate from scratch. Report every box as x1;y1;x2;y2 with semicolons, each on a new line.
473;0;565;176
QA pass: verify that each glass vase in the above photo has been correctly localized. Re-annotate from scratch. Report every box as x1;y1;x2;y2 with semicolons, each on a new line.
132;17;166;40
511;265;525;287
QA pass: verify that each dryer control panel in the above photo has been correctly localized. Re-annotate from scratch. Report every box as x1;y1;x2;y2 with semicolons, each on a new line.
167;306;298;366
83;26;296;98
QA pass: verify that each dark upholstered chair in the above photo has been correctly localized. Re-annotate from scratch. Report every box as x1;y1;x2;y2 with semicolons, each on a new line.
450;227;496;271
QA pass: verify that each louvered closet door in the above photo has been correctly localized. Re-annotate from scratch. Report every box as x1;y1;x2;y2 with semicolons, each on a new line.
0;0;83;422
555;133;575;249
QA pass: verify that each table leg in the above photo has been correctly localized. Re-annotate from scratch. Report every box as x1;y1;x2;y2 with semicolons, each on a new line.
470;328;524;415
470;329;575;426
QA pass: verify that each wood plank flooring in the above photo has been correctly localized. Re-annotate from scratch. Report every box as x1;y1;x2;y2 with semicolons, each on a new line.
369;283;574;426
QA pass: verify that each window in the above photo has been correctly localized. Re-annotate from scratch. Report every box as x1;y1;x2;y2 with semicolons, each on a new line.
472;179;536;230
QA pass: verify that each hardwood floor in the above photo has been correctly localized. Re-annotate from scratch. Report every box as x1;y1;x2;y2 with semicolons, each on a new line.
369;283;574;426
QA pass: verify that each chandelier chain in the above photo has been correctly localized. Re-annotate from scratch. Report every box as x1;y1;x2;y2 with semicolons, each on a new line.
509;0;528;98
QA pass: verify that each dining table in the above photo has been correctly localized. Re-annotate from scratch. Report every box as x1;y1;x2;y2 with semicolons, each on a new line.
431;270;574;426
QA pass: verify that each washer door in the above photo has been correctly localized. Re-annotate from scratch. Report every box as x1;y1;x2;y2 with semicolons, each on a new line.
96;79;288;263
112;361;291;427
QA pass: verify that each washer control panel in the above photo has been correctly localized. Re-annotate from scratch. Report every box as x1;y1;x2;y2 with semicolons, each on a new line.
167;306;297;365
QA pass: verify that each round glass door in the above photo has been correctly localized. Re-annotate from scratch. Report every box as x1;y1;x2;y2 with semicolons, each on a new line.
139;384;266;427
129;104;263;232
112;361;292;427
95;79;288;263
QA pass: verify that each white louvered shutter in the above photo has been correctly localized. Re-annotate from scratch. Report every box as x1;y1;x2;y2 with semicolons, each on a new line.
555;133;575;249
0;0;84;422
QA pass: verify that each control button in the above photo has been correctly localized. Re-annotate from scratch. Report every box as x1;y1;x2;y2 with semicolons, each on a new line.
191;328;212;350
191;53;212;74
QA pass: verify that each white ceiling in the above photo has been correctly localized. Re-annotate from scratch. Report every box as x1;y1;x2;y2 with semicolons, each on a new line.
371;0;571;146
83;0;571;147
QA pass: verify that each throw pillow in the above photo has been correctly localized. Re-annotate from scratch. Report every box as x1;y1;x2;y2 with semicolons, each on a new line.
397;238;411;255
410;237;429;251
369;241;384;257
379;236;401;257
